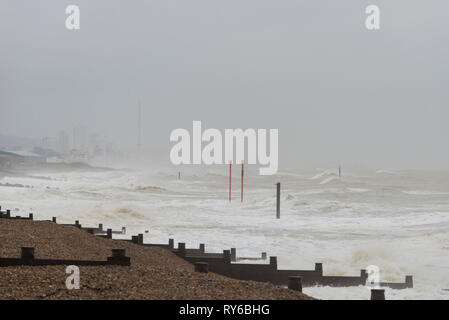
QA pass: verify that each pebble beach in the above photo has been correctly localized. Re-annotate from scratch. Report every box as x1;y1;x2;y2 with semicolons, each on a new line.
0;219;311;300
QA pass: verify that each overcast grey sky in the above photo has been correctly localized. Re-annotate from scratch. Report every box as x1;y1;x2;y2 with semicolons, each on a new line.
1;0;448;169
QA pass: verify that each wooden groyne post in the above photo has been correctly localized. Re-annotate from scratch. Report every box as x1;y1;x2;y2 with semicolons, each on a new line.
108;249;130;265
288;276;303;292
194;262;209;273
405;275;413;288
315;263;323;276
231;248;236;262
178;242;186;257
371;289;385;300
223;250;231;263
270;256;277;270
21;247;35;260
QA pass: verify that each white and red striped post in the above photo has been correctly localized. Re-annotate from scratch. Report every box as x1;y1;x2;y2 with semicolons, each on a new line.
229;161;232;202
241;161;244;202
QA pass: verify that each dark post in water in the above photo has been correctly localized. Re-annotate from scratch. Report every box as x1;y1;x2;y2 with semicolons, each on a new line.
371;289;385;300
276;182;280;219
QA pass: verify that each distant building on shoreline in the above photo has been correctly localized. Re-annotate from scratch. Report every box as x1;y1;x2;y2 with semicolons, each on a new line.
0;149;46;165
0;150;24;167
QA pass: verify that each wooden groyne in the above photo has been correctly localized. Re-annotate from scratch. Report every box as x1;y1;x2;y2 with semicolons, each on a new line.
170;243;412;289
0;247;130;267
0;207;413;291
0;207;33;220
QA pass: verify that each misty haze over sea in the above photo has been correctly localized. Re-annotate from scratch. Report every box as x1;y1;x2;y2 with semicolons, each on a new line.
1;0;449;170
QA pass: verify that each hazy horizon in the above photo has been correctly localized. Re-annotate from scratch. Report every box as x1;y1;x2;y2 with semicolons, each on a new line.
1;0;448;170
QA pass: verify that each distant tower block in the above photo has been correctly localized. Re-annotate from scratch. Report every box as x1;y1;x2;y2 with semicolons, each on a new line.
59;130;69;154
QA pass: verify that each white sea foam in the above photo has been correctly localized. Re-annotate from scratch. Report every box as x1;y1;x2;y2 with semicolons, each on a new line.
376;169;397;175
402;190;449;196
1;167;448;299
310;170;334;180
319;176;341;185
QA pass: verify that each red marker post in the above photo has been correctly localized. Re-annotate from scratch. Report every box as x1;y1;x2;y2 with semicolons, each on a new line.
229;161;232;202
241;161;244;202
